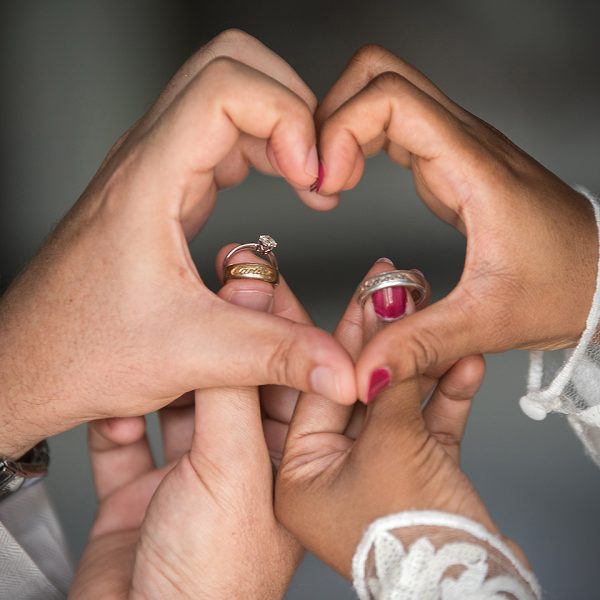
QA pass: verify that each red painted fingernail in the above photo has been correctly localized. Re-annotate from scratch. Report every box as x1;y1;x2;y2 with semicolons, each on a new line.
367;368;391;403
372;286;407;321
310;161;325;193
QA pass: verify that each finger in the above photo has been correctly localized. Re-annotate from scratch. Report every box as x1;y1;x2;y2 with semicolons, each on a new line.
148;29;318;129
316;44;468;127
423;354;485;462
190;268;276;476
106;30;317;165
356;288;481;404
353;262;431;437
362;266;440;402
263;418;289;469
169;285;356;405
88;416;154;501
216;243;309;457
159;395;196;464
317;72;469;201
215;136;340;210
288;258;396;443
143;59;322;218
169;238;356;404
359;277;479;443
216;242;308;418
362;272;420;340
214;243;314;323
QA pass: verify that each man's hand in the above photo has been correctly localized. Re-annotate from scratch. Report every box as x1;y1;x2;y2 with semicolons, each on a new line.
0;30;356;458
70;246;312;599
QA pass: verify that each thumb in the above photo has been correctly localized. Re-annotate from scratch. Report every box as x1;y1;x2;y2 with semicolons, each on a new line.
179;290;357;405
356;293;480;403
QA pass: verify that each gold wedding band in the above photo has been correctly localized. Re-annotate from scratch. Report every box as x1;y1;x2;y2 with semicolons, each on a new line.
223;262;279;285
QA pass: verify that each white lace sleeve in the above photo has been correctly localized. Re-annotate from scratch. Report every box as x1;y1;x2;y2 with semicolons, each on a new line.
519;187;600;466
352;511;541;600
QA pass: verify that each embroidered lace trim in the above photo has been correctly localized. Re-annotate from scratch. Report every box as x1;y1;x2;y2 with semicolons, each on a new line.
352;511;541;600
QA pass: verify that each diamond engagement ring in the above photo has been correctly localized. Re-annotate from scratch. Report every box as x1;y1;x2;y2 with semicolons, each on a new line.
356;270;427;308
223;235;280;286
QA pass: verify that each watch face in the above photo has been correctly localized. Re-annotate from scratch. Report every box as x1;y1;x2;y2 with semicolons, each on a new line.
0;440;49;500
0;472;25;498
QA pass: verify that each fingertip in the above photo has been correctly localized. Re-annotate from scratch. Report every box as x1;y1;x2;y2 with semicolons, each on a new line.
267;133;318;190
91;416;147;448
355;325;416;404
308;338;357;406
450;354;486;397
295;187;340;211
341;147;365;191
318;134;361;194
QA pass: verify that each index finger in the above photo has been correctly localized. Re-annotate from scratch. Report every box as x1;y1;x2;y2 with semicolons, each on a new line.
318;71;470;197
105;29;317;164
316;44;469;129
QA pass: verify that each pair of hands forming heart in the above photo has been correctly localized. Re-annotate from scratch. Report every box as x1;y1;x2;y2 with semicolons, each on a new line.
70;251;505;598
0;29;594;459
0;28;595;598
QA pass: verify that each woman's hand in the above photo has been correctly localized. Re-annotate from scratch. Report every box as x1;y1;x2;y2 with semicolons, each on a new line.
70;245;310;599
315;44;597;401
0;30;356;459
275;259;529;579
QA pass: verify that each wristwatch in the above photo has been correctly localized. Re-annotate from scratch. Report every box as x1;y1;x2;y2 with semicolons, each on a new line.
0;440;50;500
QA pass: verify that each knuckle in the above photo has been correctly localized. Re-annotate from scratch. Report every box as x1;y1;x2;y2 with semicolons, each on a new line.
351;44;412;81
189;30;252;74
194;56;243;101
351;43;394;68
211;28;253;48
370;70;411;94
403;326;442;376
264;323;297;385
202;55;240;79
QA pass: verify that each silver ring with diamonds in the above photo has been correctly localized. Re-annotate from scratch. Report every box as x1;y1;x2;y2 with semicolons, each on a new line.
356;270;427;308
223;235;279;286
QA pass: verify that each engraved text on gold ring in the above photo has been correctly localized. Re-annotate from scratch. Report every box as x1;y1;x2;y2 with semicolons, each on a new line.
223;263;280;286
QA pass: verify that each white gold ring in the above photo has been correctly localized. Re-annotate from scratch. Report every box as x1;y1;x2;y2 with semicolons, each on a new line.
357;270;427;307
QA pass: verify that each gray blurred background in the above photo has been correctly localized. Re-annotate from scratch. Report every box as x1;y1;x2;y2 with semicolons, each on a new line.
2;1;600;598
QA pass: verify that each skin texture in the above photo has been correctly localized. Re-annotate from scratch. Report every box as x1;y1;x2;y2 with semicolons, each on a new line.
71;256;516;598
1;36;595;445
275;259;530;579
70;247;308;599
2;34;591;596
313;44;598;401
0;30;358;460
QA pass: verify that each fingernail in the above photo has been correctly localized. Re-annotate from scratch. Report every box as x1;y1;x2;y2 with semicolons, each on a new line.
227;290;273;312
310;161;325;193
310;365;339;401
367;368;391;404
305;146;319;179
372;286;407;321
376;257;395;266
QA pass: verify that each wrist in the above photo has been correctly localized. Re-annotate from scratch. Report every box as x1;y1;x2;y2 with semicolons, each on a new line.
0;358;48;460
0;400;43;460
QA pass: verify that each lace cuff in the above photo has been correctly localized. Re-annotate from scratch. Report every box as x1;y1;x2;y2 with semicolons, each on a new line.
352;511;541;600
519;187;600;465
